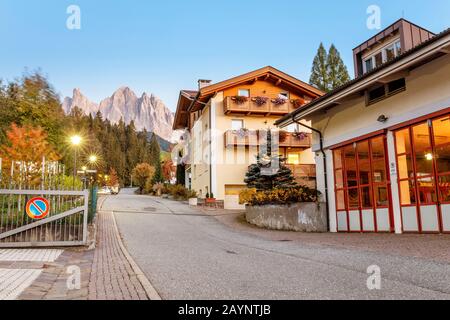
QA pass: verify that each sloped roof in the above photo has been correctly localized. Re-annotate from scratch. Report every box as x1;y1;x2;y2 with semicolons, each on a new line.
275;27;450;127
173;66;324;129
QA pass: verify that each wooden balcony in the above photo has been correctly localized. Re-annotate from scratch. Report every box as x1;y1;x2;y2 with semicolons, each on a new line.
287;164;317;189
224;131;312;149
279;133;312;148
224;130;259;147
223;96;302;115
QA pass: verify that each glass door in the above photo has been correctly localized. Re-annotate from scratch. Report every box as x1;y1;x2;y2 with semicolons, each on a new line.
432;115;450;232
395;120;443;233
333;135;392;232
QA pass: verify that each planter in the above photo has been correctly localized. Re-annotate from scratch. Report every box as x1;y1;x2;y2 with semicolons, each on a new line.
245;202;327;232
189;198;198;206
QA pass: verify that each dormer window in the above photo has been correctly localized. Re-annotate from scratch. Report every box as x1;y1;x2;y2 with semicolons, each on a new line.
362;40;402;74
364;58;374;73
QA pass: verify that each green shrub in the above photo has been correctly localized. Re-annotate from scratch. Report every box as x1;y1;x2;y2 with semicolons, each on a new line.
187;189;198;199
169;184;189;200
239;186;320;206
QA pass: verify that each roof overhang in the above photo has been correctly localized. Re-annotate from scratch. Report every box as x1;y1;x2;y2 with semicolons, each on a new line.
173;90;198;130
187;66;324;112
275;29;450;128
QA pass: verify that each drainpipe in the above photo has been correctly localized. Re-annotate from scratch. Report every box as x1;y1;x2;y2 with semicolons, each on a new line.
292;117;330;232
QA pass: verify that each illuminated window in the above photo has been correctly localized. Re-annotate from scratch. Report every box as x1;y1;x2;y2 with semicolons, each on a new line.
287;153;300;165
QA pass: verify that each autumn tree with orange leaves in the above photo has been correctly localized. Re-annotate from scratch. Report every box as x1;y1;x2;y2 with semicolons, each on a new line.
162;159;175;183
0;123;59;187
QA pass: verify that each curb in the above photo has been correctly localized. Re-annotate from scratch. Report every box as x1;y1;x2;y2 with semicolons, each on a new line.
109;211;162;300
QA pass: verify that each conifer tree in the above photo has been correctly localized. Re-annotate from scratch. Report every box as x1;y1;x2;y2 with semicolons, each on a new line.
149;134;163;184
310;43;351;92
327;44;350;90
244;130;297;191
309;43;329;92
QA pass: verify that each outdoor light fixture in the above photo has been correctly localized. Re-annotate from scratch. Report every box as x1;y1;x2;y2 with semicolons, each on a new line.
89;155;98;163
425;153;433;161
377;115;389;123
70;135;82;146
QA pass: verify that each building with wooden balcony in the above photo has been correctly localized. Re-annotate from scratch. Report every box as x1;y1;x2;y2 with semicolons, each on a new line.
173;66;323;209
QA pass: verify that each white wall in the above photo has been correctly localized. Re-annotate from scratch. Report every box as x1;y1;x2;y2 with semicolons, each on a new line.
309;54;450;233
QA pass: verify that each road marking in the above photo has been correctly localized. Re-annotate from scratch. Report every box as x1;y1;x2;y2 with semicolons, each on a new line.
0;249;63;262
0;269;42;300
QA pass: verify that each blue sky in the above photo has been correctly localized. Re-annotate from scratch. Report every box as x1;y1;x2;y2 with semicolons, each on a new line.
1;0;449;111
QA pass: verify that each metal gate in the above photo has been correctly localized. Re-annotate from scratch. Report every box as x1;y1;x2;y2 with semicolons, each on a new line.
0;159;90;248
0;189;89;247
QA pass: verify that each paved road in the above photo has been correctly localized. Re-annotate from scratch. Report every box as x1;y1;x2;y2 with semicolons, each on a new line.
103;189;450;300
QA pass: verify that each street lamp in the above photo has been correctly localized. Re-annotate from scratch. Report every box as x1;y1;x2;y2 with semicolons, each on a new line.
88;155;98;164
70;135;83;189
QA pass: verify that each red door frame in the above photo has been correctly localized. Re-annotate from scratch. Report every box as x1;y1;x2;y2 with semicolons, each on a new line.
393;115;450;234
332;134;394;233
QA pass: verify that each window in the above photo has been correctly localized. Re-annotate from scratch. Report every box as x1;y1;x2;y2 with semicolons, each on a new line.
385;45;396;62
287;153;300;165
365;58;374;73
394;41;402;56
366;78;406;105
279;92;289;100
286;123;300;133
368;86;386;103
231;119;244;130
374;52;383;68
238;89;250;97
362;40;402;74
388;78;406;94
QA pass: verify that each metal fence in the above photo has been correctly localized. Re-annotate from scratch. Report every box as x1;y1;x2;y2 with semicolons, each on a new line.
0;158;90;248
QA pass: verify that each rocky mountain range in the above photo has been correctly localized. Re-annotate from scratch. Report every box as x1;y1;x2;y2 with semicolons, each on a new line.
62;87;175;141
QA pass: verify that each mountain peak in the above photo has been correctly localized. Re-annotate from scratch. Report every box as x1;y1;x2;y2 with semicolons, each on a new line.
62;87;175;141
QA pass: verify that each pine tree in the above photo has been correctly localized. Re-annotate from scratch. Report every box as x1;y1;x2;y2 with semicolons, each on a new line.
309;43;351;93
309;43;329;92
244;130;297;191
327;44;350;90
149;134;163;184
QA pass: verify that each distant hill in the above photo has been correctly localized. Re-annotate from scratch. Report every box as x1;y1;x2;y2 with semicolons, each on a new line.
148;132;173;153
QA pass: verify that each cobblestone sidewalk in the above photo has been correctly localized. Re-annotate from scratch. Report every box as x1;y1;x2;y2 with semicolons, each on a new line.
7;211;152;300
88;211;148;300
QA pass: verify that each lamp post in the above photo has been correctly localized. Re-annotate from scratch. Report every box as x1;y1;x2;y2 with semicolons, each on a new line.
70;135;82;189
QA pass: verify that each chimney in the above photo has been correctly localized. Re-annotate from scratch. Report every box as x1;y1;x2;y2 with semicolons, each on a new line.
198;79;212;90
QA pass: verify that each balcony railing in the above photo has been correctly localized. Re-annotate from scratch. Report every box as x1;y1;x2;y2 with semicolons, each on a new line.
223;96;304;115
287;164;317;189
224;130;312;149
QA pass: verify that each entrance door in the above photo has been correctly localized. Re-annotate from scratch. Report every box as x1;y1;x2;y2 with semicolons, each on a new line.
395;115;450;233
432;115;450;232
333;135;392;232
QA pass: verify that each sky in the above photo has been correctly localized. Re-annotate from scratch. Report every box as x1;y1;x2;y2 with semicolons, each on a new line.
1;0;449;111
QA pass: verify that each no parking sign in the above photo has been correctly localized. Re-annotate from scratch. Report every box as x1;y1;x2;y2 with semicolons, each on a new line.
26;197;50;220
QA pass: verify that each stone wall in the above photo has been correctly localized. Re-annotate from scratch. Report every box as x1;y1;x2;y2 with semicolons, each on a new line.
245;202;327;232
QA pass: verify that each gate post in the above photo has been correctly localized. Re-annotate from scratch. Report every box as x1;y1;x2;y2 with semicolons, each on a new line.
83;189;89;244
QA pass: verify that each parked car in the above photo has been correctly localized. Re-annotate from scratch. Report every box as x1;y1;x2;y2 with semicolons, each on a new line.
98;186;112;195
110;185;120;195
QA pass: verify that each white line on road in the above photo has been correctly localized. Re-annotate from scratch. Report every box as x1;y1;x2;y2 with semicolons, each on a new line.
0;269;42;300
0;249;63;262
